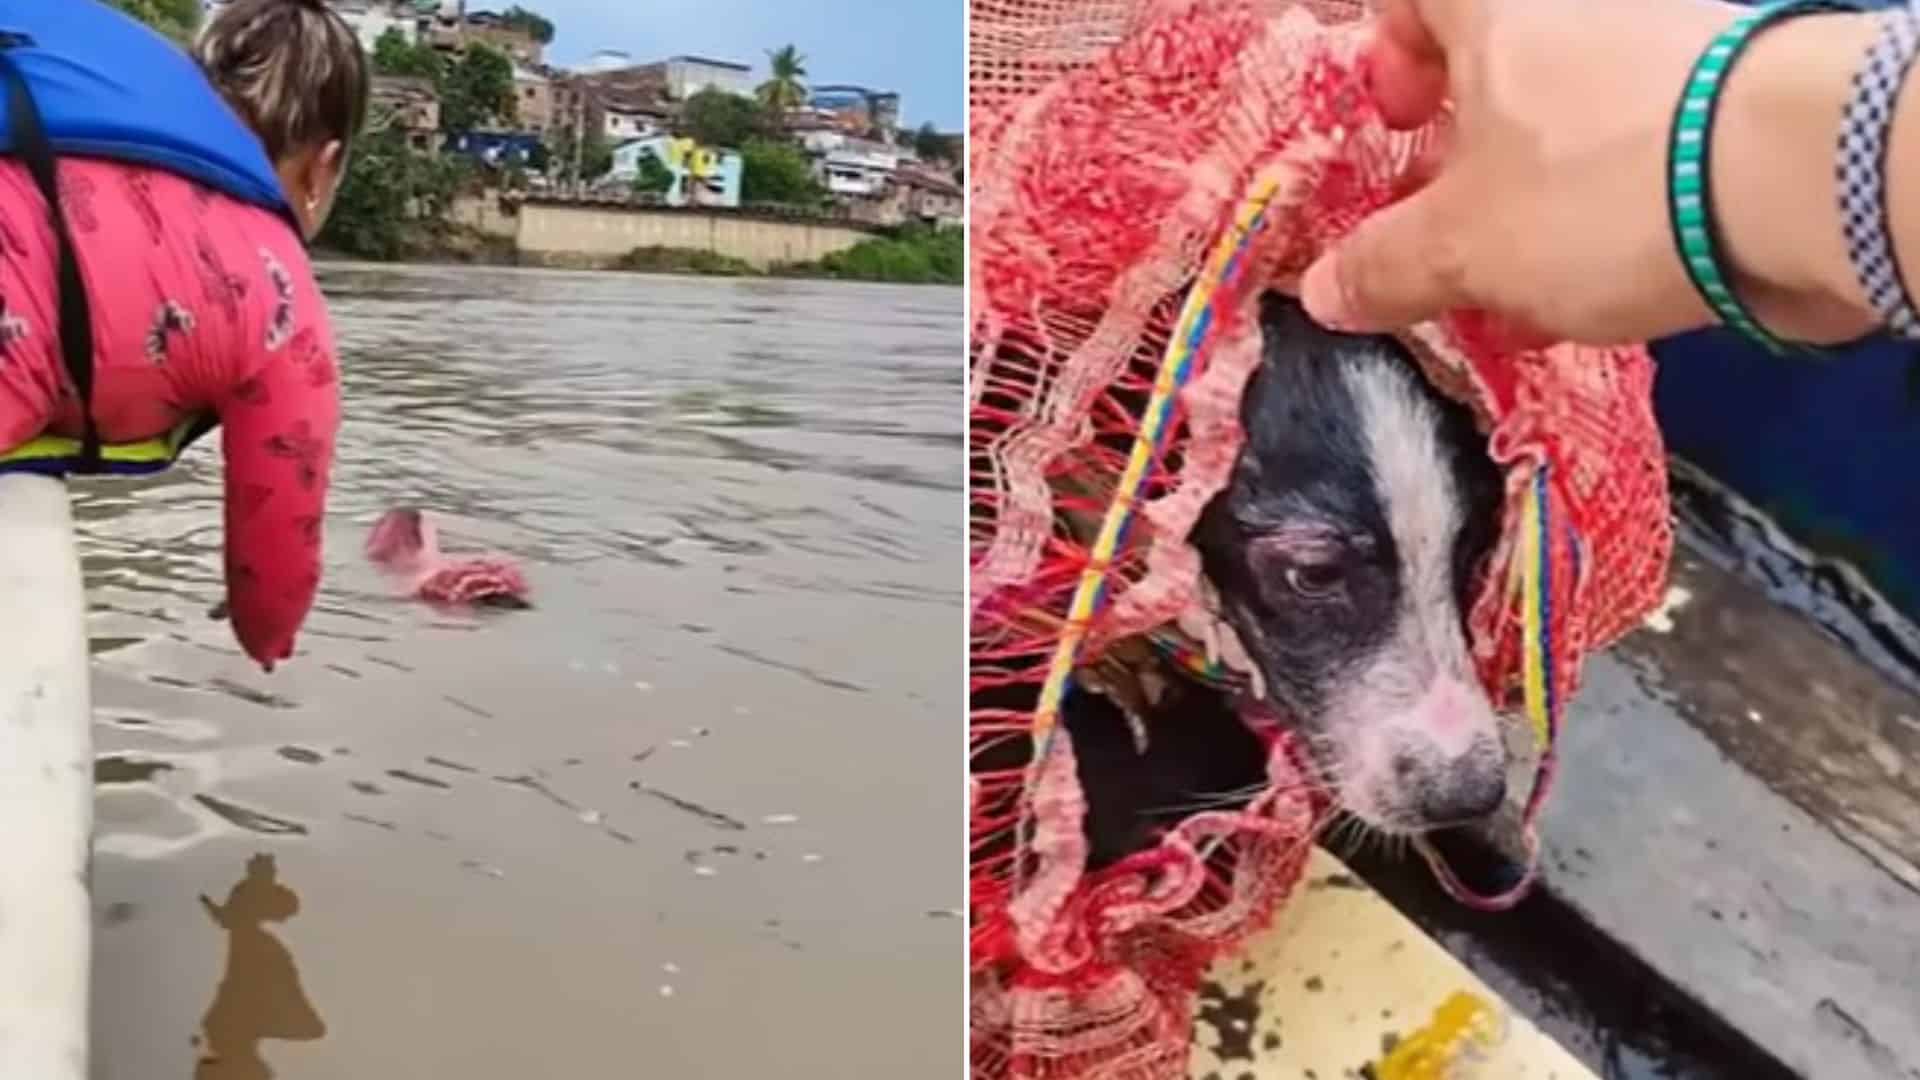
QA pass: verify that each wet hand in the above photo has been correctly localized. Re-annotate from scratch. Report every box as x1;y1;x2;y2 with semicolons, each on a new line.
206;599;279;672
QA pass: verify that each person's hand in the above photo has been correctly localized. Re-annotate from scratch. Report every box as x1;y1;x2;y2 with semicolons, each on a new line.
1300;0;1881;345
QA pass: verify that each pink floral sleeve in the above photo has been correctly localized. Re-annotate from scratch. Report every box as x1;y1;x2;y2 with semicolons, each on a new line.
214;255;340;671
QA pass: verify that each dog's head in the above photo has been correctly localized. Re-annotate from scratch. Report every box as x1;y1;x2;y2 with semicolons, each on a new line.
1192;293;1508;834
365;507;437;577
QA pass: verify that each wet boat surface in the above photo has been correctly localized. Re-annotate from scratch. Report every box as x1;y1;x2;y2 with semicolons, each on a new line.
1191;848;1601;1080
82;265;962;1078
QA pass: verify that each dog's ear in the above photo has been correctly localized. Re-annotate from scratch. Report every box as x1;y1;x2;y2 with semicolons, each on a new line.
1241;290;1369;454
1257;289;1351;357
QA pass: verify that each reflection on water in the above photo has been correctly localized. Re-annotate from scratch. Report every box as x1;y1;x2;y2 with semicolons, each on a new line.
84;265;960;1079
194;854;325;1080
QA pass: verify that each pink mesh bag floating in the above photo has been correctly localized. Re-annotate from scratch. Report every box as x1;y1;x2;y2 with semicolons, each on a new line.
967;1;1675;1077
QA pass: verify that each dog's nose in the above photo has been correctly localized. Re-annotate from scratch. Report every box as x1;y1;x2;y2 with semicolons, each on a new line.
1418;770;1507;827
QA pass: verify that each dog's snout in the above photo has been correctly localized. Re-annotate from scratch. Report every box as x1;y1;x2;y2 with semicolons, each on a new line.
1406;726;1508;827
1346;720;1510;832
1389;747;1497;822
1417;767;1507;826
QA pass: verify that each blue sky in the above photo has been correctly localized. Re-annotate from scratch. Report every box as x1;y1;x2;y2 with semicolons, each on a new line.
523;0;963;130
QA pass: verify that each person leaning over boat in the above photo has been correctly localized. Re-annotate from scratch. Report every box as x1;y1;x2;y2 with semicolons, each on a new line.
0;0;366;671
1301;0;1920;353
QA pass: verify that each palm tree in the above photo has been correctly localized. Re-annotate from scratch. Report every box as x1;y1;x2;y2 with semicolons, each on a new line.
757;45;809;114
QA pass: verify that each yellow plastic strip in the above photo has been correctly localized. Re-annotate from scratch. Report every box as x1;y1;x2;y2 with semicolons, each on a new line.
1370;990;1506;1080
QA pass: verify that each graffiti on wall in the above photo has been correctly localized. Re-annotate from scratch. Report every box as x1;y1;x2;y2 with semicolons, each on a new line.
618;135;742;208
662;138;727;205
637;136;741;208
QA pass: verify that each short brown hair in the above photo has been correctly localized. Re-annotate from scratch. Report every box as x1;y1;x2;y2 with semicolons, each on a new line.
193;0;370;164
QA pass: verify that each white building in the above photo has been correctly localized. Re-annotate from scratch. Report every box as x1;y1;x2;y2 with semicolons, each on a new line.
663;55;752;100
327;0;420;52
800;131;905;199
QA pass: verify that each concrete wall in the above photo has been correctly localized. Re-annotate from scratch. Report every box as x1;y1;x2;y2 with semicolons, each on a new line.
515;202;874;270
449;194;520;239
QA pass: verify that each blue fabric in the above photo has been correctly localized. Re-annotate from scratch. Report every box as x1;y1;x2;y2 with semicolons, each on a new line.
1651;327;1920;624
0;0;293;221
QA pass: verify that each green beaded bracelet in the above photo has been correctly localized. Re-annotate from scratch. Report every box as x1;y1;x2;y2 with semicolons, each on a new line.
1668;0;1859;355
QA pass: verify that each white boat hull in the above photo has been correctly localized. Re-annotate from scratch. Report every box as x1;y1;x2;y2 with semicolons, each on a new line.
0;474;91;1078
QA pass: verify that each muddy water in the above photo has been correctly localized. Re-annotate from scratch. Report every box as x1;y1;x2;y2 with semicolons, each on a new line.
79;265;961;1079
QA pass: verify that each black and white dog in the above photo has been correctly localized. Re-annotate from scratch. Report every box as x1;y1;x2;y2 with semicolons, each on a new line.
1066;291;1509;868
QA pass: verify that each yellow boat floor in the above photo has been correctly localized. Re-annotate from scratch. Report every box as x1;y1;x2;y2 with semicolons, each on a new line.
1189;848;1596;1080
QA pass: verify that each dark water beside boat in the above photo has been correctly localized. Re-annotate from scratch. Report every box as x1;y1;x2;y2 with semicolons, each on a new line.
80;264;962;1079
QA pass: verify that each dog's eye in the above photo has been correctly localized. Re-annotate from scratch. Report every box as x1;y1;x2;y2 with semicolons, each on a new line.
1284;562;1345;600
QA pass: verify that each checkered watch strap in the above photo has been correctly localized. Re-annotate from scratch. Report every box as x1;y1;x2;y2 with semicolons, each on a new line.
1840;2;1920;339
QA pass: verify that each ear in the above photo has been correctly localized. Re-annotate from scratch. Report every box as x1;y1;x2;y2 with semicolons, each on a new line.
311;139;346;194
289;140;345;210
287;139;349;239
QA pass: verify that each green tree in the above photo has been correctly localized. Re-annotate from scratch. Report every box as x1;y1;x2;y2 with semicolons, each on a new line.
805;224;962;284
681;88;762;150
440;45;518;135
550;125;613;182
317;125;470;260
756;45;808;114
913;122;954;163
739;137;825;207
499;6;556;45
109;0;199;42
582;133;614;180
632;151;675;198
372;28;444;80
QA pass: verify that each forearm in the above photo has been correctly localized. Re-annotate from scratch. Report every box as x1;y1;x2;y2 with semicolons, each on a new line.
1715;8;1885;341
220;416;332;670
217;349;338;671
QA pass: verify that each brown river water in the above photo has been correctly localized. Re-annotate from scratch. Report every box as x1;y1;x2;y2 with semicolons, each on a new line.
78;264;962;1078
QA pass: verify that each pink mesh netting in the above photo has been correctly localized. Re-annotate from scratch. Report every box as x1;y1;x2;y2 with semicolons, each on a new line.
967;1;1675;1077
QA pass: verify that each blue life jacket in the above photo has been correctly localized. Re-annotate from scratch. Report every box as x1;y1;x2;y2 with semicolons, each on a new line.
0;0;300;476
0;0;296;225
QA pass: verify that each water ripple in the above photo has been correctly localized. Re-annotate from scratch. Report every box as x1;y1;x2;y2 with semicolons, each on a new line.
80;264;963;1078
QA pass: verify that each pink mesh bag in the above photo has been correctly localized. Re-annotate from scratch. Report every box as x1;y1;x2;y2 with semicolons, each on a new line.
967;1;1674;1077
